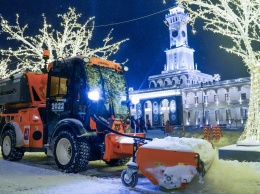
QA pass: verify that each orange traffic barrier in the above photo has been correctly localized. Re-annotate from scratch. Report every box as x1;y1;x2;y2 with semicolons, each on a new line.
212;126;223;140
204;125;223;141
203;126;211;140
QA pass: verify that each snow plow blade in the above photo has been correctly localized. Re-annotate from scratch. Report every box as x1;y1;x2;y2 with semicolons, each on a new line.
136;147;202;190
103;133;145;161
90;114;150;162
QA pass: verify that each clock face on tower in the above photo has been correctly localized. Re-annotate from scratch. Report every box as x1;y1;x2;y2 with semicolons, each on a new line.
172;30;178;37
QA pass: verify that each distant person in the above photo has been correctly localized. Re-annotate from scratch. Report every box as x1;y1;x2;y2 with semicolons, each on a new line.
146;119;151;131
130;116;139;133
139;116;146;133
166;120;170;126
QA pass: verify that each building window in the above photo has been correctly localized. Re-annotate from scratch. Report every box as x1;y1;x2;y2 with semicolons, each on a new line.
205;110;210;124
215;110;219;121
226;109;231;120
131;104;135;109
241;93;246;100
214;95;219;102
188;111;191;122
194;96;198;104
242;109;248;120
225;93;229;101
195;111;200;124
204;96;208;103
145;103;148;108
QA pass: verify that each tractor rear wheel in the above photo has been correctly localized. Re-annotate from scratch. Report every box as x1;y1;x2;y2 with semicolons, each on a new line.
105;157;131;166
121;169;138;188
53;130;90;173
1;129;24;161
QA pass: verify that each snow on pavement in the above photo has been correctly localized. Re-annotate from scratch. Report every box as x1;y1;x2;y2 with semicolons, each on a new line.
1;156;260;194
0;159;159;194
0;134;260;194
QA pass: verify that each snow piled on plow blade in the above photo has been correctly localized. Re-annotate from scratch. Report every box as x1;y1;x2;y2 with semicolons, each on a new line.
142;136;216;167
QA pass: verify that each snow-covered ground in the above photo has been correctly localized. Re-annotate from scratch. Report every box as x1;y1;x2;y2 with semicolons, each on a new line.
0;130;260;194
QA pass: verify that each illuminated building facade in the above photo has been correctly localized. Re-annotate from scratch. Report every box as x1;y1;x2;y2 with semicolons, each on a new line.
129;4;250;128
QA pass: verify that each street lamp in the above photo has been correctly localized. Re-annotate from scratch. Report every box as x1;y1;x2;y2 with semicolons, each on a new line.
201;82;205;126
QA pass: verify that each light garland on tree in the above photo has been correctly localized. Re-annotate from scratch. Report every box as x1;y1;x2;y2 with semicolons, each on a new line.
0;7;128;78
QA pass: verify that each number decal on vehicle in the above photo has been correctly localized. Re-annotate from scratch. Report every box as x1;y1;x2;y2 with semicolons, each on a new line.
51;102;64;112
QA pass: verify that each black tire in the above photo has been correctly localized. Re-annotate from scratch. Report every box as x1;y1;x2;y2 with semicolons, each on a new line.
105;157;131;166
121;169;138;188
53;130;90;173
1;129;24;161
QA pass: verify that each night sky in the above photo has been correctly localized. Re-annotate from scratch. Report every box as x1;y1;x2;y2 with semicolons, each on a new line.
0;0;249;90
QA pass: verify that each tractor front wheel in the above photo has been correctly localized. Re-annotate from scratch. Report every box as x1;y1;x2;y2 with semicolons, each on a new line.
121;169;138;188
1;129;24;161
53;130;90;173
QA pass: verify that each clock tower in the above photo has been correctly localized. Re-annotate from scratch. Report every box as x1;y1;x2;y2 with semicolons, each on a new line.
164;3;195;72
148;3;213;88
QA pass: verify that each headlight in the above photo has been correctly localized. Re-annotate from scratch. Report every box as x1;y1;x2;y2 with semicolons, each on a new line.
88;91;100;101
130;96;140;105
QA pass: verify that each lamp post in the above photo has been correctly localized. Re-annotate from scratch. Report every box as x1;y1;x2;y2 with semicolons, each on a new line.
201;82;205;126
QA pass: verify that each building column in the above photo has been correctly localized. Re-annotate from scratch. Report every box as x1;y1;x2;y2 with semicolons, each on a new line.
152;100;160;126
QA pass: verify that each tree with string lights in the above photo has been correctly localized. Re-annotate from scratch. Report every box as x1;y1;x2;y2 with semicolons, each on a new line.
0;7;128;78
177;0;260;145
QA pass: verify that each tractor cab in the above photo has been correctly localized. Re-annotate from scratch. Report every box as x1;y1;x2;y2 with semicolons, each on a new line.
46;56;129;137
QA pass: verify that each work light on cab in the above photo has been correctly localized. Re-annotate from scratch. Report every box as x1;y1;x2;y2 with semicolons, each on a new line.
88;90;100;101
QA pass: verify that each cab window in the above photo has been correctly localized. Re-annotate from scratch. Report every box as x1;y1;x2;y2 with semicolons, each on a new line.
50;76;68;97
